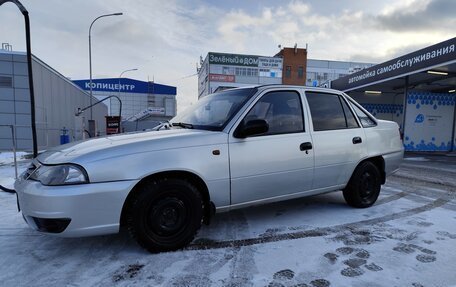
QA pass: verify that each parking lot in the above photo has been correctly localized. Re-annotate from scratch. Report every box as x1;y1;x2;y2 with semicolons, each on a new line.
0;153;455;287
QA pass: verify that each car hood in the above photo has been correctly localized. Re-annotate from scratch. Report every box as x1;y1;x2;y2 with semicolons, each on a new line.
37;129;228;165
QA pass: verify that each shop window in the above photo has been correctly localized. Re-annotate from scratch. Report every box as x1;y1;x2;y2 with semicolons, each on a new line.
285;66;291;78
298;66;304;78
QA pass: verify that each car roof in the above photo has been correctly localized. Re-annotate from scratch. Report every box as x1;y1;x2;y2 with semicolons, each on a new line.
254;84;343;94
221;84;343;94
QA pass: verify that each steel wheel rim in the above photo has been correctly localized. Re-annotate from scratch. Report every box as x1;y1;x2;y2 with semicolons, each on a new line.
147;197;187;237
359;171;375;201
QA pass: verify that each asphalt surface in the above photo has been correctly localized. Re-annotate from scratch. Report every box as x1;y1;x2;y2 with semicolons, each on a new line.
0;153;455;286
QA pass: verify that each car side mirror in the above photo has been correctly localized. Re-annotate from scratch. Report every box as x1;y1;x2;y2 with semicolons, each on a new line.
234;119;269;138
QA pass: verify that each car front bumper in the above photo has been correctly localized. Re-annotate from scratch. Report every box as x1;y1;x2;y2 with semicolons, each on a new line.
14;178;138;237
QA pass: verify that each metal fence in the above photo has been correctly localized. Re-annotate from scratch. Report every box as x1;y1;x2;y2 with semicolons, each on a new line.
1;123;110;152
0;124;18;179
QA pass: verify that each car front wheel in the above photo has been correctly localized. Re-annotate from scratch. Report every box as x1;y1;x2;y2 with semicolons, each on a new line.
343;161;381;208
126;178;203;253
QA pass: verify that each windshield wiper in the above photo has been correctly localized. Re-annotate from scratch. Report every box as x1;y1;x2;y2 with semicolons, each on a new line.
151;120;171;131
171;122;194;129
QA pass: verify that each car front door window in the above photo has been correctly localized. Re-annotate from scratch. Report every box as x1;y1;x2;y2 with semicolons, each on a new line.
242;91;304;136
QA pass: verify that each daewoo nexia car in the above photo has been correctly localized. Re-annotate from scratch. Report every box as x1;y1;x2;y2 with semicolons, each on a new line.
15;85;403;252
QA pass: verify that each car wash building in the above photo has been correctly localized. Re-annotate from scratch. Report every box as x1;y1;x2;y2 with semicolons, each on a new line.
331;37;456;152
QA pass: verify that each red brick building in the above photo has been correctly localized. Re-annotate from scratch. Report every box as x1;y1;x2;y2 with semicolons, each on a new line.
275;46;308;85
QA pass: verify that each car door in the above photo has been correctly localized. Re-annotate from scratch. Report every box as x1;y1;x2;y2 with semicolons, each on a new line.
229;89;314;205
304;91;367;189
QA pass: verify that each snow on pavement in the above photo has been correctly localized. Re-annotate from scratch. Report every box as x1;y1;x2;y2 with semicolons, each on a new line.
0;152;30;189
0;153;455;286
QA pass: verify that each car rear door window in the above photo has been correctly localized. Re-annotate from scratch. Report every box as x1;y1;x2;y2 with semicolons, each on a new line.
305;92;359;131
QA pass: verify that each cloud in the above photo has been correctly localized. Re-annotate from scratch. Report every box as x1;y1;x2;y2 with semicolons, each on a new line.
347;42;435;63
1;0;454;112
375;0;456;32
207;0;454;64
288;1;310;15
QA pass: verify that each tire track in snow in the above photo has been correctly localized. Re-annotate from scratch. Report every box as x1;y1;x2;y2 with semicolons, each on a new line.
186;197;450;251
375;190;409;205
165;211;259;286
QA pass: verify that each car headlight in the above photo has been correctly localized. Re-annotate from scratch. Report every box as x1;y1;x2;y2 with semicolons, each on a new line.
30;164;89;186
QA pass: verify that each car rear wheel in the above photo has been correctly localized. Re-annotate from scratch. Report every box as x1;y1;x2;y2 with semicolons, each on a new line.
126;178;203;253
343;161;381;208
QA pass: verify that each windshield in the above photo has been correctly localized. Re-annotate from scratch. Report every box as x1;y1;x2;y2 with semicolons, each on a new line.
171;88;257;131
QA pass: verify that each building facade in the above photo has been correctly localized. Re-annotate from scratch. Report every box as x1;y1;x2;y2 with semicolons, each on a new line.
73;78;177;123
0;50;107;151
198;52;284;98
198;48;374;98
306;59;375;87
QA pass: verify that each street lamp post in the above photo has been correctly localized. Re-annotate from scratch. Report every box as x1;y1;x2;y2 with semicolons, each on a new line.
118;68;138;100
117;68;137;132
0;0;38;158
88;12;123;120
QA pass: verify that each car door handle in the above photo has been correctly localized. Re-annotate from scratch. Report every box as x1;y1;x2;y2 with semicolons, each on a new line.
352;137;362;144
300;142;313;153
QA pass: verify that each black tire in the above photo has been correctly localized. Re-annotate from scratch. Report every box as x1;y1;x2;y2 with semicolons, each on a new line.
343;161;381;208
126;178;203;253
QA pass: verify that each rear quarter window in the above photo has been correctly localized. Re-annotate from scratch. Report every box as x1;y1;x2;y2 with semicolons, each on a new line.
349;102;377;128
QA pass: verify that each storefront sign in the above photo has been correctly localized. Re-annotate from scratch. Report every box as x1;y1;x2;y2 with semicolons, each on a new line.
332;37;456;91
106;116;121;135
258;57;283;68
147;107;166;115
209;53;259;67
209;74;236;82
73;78;176;95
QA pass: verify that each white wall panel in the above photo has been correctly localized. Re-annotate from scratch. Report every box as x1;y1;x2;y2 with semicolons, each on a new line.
404;91;455;151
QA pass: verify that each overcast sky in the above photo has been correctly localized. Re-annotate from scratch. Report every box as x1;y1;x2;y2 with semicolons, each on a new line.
0;0;454;110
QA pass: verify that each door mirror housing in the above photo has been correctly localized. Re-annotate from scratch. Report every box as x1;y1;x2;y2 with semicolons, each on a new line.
235;119;269;138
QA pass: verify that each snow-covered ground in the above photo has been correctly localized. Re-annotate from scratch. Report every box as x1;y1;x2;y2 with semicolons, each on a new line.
0;152;455;287
0;152;30;189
